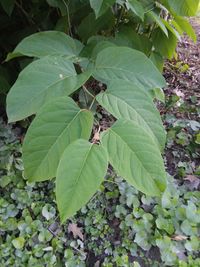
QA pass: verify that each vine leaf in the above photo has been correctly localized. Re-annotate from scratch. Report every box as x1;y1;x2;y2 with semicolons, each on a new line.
56;139;108;222
101;119;166;196
23;97;93;182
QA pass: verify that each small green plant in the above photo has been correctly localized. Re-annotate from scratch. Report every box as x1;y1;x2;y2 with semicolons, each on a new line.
0;120;199;266
6;0;199;222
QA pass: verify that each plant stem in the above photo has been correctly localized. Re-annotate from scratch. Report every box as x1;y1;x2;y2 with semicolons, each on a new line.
83;86;95;99
89;97;96;110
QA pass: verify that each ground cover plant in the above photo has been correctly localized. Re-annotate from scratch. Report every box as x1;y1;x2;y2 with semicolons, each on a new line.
0;0;200;266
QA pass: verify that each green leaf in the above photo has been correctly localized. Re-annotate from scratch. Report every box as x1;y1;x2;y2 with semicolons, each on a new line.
126;0;145;21
152;88;165;103
12;237;25;249
6;31;83;61
80;37;117;60
56;139;108;222
91;41;117;59
101;119;166;196
80;35;112;58
162;19;181;41
114;26;152;55
150;51;164;72
96;81;166;150
7;56;91;122
148;11;168;37
0;0;15;16
46;0;67;16
77;11;115;42
186;201;200;223
167;0;200;16
153;29;177;59
185;236;199;252
94;47;166;90
90;0;115;18
42;204;56;220
156;217;174;234
174;16;196;42
23;97;93;182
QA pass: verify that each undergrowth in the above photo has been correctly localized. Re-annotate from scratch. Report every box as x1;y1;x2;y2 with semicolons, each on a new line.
0;107;199;266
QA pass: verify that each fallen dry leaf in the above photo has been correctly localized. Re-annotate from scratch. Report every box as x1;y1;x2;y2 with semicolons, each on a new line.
68;223;84;240
184;175;200;190
184;175;198;182
172;235;188;241
93;131;100;141
174;89;185;98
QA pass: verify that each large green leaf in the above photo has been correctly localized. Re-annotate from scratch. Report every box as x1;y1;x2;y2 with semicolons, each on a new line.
23;97;93;182
174;16;196;42
93;47;166;90
114;26;152;56
77;11;115;42
153;29;177;59
96;81;166;150
56;139;108;222
162;19;181;41
167;0;200;16
102;119;166;196
148;11;168;37
6;31;83;61
7;56;91;122
126;0;145;21
90;0;115;18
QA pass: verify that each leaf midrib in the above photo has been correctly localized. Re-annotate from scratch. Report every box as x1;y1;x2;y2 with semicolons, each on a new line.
109;127;158;184
101;91;159;146
21;72;76;113
64;143;93;215
30;109;84;179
